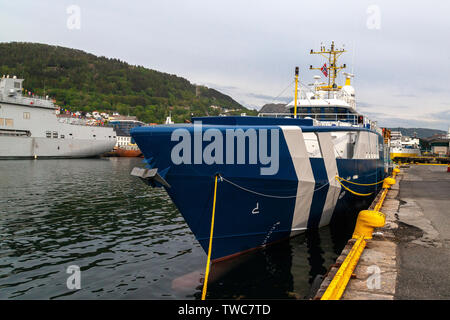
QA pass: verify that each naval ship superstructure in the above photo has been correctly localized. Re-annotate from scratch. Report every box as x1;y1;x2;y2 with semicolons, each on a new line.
0;76;116;159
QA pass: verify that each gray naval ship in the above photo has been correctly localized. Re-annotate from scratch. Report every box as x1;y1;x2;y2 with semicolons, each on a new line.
0;75;116;159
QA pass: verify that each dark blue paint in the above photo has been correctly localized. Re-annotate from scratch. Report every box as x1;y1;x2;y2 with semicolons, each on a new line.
131;118;386;260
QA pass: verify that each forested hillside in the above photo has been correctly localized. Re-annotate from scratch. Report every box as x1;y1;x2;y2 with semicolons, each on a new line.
388;127;446;139
0;42;253;123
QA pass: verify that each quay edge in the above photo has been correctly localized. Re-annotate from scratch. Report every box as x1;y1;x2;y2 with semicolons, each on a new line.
315;164;450;300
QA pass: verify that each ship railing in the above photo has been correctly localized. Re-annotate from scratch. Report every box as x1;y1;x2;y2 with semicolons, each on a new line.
258;112;381;131
0;128;31;137
57;117;113;128
0;94;55;109
258;112;360;124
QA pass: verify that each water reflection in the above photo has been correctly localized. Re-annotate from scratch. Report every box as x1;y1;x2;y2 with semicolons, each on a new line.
0;158;364;299
194;220;355;299
305;229;327;286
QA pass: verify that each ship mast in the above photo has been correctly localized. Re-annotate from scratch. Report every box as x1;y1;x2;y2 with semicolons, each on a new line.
309;41;346;97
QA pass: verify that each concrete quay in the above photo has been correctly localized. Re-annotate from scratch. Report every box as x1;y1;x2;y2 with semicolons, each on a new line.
315;164;450;300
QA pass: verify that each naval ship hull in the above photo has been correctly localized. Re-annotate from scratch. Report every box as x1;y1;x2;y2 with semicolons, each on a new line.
0;135;116;159
0;76;117;159
131;117;386;262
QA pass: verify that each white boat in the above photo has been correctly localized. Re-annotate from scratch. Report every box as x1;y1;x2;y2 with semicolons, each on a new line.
0;75;116;159
389;131;421;159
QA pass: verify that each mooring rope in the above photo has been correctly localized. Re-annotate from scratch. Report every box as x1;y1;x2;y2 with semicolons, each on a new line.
335;177;374;196
219;173;382;199
201;175;218;300
335;176;384;186
220;175;330;199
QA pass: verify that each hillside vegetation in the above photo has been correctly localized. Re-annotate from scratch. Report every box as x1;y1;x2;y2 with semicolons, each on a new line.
388;127;446;139
0;42;254;123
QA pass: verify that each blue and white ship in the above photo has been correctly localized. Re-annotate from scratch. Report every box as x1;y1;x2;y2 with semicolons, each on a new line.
131;43;389;262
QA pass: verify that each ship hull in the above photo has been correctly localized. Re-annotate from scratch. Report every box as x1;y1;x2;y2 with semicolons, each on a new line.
163;159;382;262
131;117;386;261
114;147;142;157
0;79;117;159
390;149;421;159
0;135;116;159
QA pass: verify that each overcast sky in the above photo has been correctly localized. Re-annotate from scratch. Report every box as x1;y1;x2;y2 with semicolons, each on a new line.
1;0;449;130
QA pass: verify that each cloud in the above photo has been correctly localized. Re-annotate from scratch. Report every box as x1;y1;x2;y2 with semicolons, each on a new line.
203;82;292;110
429;109;450;122
1;0;449;129
362;110;450;131
245;93;291;103
392;93;417;98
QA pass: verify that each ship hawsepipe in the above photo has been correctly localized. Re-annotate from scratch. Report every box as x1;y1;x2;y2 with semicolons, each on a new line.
131;116;386;262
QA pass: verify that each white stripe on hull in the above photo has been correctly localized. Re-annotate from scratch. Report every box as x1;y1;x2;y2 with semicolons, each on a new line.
279;126;316;236
316;132;341;227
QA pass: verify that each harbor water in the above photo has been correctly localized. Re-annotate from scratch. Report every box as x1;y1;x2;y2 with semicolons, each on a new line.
0;158;359;299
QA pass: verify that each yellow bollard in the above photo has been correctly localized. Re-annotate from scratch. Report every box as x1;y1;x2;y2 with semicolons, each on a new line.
352;210;386;239
393;167;400;177
382;177;396;189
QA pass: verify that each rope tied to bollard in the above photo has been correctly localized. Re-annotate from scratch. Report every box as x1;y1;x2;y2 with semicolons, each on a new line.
201;174;219;300
335;176;385;186
335;177;374;196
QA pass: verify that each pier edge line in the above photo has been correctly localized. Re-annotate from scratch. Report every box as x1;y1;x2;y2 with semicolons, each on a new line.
320;168;399;300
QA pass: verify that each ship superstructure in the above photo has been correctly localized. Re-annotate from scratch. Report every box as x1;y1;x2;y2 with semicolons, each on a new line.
0;76;116;158
259;41;388;170
259;42;377;129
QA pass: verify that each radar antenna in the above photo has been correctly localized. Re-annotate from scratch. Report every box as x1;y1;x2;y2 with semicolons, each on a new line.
309;41;346;96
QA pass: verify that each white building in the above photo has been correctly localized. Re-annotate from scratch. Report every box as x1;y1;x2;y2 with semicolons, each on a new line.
116;135;132;147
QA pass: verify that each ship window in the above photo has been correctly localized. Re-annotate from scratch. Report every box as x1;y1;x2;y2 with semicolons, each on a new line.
14;82;21;89
299;107;309;114
46;131;51;138
23;112;30;119
61;135;65;139
53;131;58;138
5;119;13;127
0;118;4;126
